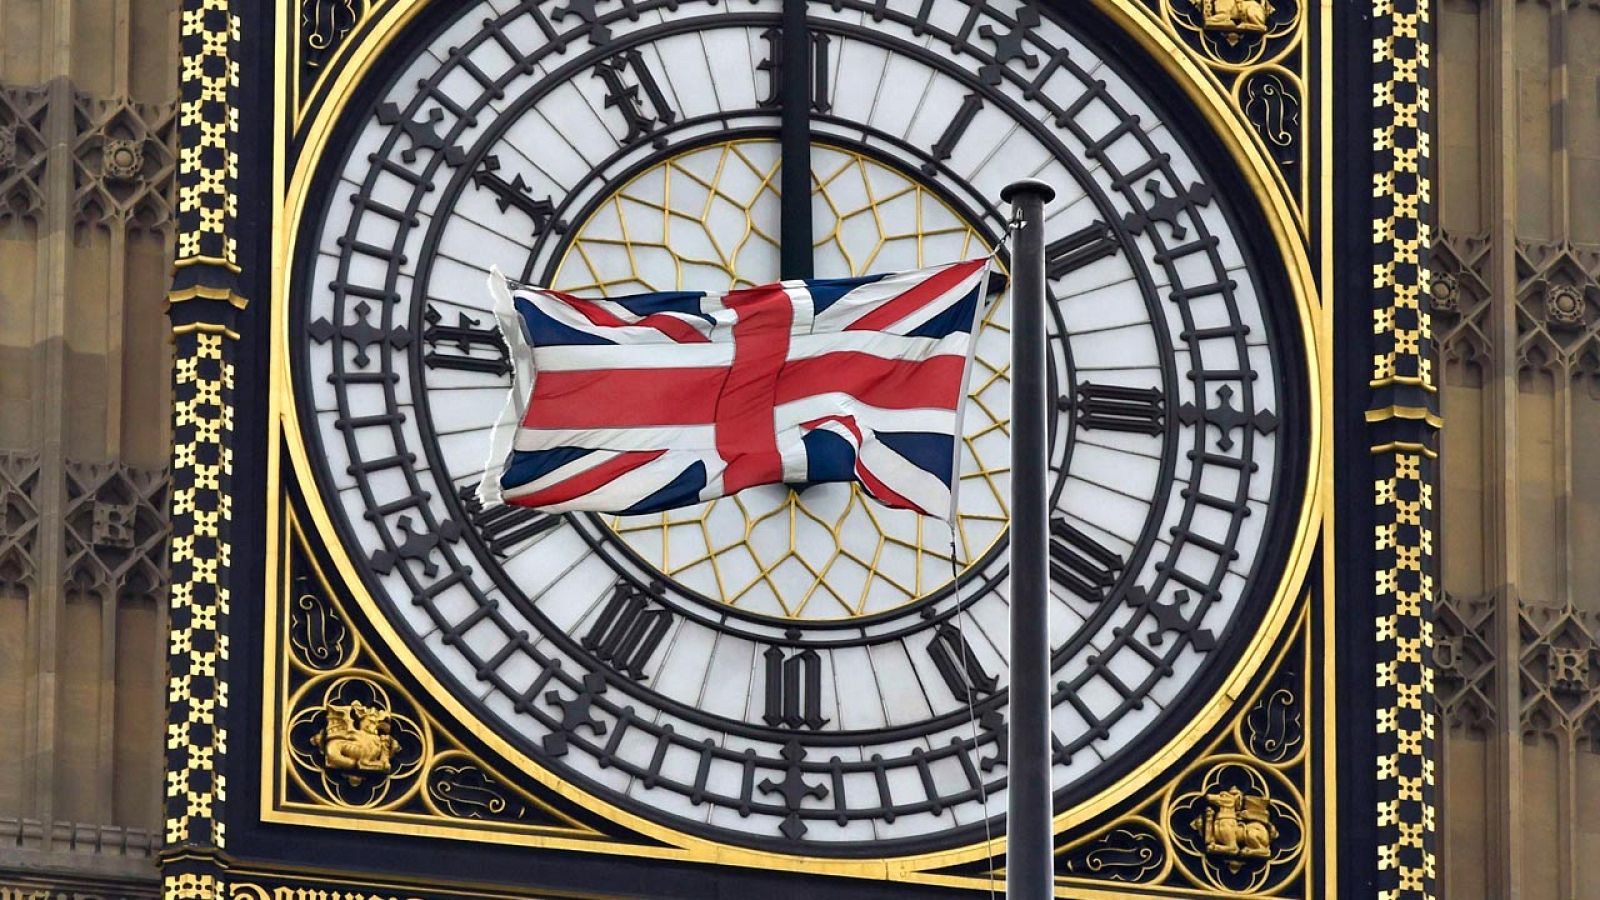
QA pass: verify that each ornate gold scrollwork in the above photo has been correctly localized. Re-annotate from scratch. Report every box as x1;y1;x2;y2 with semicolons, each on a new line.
1238;657;1305;764
1153;0;1307;219
1054;817;1168;884
959;605;1311;895
1164;0;1301;68
274;514;597;838
288;574;355;671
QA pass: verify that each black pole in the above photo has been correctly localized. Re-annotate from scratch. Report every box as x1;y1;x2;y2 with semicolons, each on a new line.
779;0;813;280
1000;178;1055;900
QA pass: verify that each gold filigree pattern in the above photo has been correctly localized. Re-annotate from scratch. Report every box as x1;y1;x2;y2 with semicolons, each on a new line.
273;512;598;839
1368;0;1438;895
1055;818;1167;883
1166;0;1299;66
165;4;242;889
1154;0;1307;220
958;600;1313;894
165;872;226;900
165;327;235;850
175;0;240;269
1373;452;1437;899
552;139;1006;620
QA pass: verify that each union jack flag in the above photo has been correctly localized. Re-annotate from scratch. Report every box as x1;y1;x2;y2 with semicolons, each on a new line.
478;259;992;520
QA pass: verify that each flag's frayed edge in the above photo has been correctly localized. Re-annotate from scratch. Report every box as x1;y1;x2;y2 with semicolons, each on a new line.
477;266;533;511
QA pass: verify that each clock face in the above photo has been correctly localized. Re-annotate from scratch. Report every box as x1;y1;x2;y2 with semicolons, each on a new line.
290;0;1308;856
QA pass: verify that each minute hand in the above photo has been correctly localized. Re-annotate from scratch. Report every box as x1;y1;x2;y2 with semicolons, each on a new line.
778;0;813;281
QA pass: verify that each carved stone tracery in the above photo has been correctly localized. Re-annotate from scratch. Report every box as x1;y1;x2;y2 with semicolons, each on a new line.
0;84;50;225
1430;230;1493;383
72;93;178;234
0;453;42;595
62;461;171;603
1433;591;1496;735
1519;602;1600;747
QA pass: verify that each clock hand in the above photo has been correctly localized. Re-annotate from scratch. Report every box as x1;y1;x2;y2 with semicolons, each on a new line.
778;0;813;281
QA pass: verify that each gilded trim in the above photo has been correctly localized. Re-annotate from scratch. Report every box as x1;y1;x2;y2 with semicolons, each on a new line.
164;327;236;854
164;0;243;885
165;872;227;900
1367;0;1439;897
1364;406;1445;428
1152;0;1310;230
268;509;607;844
169;284;251;309
175;0;240;269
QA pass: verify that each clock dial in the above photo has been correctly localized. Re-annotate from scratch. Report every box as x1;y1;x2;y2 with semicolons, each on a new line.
291;0;1306;855
553;139;1006;622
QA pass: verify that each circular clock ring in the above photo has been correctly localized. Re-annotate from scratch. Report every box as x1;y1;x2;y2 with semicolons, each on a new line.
414;130;1114;639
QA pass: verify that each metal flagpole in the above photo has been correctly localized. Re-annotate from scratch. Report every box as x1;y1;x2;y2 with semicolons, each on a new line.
1001;178;1056;899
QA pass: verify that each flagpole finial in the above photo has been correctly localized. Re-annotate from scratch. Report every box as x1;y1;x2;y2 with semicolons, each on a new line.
1000;178;1056;205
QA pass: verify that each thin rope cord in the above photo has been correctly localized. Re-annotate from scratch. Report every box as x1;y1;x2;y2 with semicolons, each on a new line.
949;530;997;900
955;230;1014;900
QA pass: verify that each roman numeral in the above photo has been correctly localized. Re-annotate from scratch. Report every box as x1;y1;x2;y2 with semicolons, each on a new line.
763;646;827;730
582;582;672;680
927;623;997;702
421;304;511;376
921;93;982;175
471;155;564;240
1046;221;1119;279
594;50;677;149
757;29;832;112
458;484;559;558
811;33;832;113
1049;516;1124;602
1067;383;1165;436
